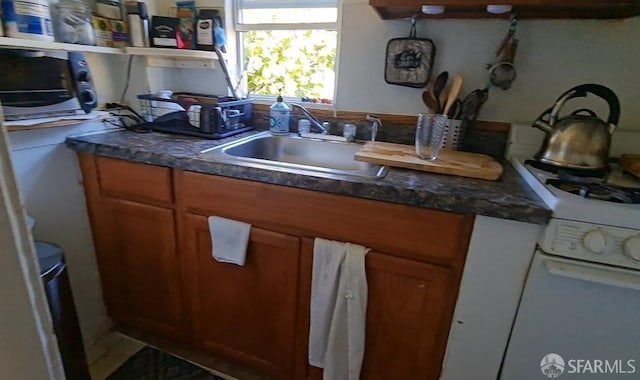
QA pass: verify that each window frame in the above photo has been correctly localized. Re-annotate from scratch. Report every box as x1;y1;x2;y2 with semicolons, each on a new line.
232;0;341;106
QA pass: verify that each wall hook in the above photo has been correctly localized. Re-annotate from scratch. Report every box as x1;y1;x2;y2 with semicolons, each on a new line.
409;15;418;38
508;13;518;31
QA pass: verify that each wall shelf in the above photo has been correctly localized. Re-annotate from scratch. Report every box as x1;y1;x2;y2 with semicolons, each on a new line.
4;110;111;132
125;47;220;69
0;37;221;68
125;47;218;60
0;36;124;54
369;0;640;20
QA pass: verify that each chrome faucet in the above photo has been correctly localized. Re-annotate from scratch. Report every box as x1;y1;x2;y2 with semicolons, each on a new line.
290;103;329;134
366;114;383;141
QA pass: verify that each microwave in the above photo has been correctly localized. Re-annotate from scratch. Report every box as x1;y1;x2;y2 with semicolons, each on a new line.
0;50;97;121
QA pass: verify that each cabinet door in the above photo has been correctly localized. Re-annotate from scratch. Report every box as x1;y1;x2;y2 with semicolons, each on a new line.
361;251;456;380
300;245;457;380
92;198;184;339
184;214;300;380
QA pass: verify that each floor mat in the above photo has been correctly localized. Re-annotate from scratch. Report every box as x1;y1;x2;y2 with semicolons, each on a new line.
106;346;226;380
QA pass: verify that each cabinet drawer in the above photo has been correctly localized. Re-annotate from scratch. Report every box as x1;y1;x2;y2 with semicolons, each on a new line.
96;157;173;204
179;171;473;265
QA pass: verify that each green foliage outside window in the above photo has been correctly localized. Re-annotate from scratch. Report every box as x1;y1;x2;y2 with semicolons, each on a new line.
243;30;337;101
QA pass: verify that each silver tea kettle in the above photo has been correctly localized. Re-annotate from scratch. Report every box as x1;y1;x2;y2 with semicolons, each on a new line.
532;83;620;170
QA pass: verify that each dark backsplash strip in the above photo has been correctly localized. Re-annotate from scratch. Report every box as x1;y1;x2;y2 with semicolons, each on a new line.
463;130;508;158
252;106;510;157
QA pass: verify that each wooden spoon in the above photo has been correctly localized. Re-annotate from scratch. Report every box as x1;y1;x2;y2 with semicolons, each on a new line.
443;74;464;116
422;91;439;113
422;79;439;113
432;71;449;113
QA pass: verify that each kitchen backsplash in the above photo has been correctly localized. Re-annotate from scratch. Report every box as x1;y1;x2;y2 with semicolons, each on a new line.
251;107;509;158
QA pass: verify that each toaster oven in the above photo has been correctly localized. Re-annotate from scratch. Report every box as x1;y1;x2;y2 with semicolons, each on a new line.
0;50;97;120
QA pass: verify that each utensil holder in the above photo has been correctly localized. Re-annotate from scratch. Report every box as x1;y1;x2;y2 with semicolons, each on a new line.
440;119;469;150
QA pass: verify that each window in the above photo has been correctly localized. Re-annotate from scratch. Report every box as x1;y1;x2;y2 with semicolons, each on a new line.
234;0;339;103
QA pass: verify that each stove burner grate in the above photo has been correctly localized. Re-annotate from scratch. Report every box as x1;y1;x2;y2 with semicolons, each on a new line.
524;160;609;178
546;178;640;204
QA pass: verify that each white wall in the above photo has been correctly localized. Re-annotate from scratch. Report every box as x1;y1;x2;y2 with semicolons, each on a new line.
1;7;230;349
337;0;640;130
0;126;65;380
89;0;640;131
86;51;228;107
440;215;541;380
8;122;115;347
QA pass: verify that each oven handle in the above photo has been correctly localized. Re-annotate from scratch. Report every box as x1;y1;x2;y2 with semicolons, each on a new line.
544;257;640;291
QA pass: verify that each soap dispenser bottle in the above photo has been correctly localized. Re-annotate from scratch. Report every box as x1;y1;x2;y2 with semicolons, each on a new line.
269;94;290;135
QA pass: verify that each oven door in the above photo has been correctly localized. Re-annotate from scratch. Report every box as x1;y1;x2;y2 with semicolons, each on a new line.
500;251;640;379
0;51;80;120
0;52;75;106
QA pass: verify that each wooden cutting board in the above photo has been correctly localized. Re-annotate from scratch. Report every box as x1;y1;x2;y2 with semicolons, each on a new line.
621;154;640;179
355;141;503;180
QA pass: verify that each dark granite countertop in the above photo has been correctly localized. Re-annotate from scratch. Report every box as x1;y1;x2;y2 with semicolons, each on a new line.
65;129;550;224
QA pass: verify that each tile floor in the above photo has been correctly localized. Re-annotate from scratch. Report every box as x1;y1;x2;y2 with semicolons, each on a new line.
87;332;146;380
87;332;236;380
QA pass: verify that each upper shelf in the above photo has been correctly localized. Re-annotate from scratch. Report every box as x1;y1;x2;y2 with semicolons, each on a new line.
124;47;221;69
0;36;123;54
124;47;220;60
0;36;221;67
369;0;640;19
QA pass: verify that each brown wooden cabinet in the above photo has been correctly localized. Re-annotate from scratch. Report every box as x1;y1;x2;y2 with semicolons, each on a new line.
361;251;457;380
101;199;183;338
370;0;640;20
300;243;459;380
78;154;474;380
182;214;300;379
176;172;472;380
85;195;185;340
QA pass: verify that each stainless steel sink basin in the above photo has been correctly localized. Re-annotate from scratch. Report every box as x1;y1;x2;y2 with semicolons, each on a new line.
200;132;388;179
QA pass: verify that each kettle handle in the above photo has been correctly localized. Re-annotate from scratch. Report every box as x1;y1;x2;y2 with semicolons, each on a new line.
550;83;620;128
532;106;554;133
570;108;598;117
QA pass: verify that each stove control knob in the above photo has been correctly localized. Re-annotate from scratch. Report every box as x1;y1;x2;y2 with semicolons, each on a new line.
582;230;612;254
624;236;640;261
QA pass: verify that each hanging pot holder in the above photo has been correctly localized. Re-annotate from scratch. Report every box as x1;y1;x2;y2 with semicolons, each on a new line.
384;19;436;88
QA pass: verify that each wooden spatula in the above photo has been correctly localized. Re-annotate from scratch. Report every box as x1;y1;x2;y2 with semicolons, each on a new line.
443;74;464;116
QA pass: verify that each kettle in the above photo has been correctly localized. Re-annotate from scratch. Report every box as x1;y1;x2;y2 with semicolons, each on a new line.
532;83;620;170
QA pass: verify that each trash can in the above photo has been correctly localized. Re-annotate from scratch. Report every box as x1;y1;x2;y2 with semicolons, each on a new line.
35;242;91;380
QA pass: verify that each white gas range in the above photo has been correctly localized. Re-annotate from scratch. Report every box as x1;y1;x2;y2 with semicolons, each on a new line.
500;125;640;380
510;156;640;268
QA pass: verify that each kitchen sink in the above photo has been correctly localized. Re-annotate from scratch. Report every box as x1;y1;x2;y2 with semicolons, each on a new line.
200;131;388;179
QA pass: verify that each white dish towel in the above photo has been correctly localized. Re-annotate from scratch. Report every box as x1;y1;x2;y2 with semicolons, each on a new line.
208;216;251;266
309;238;370;380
